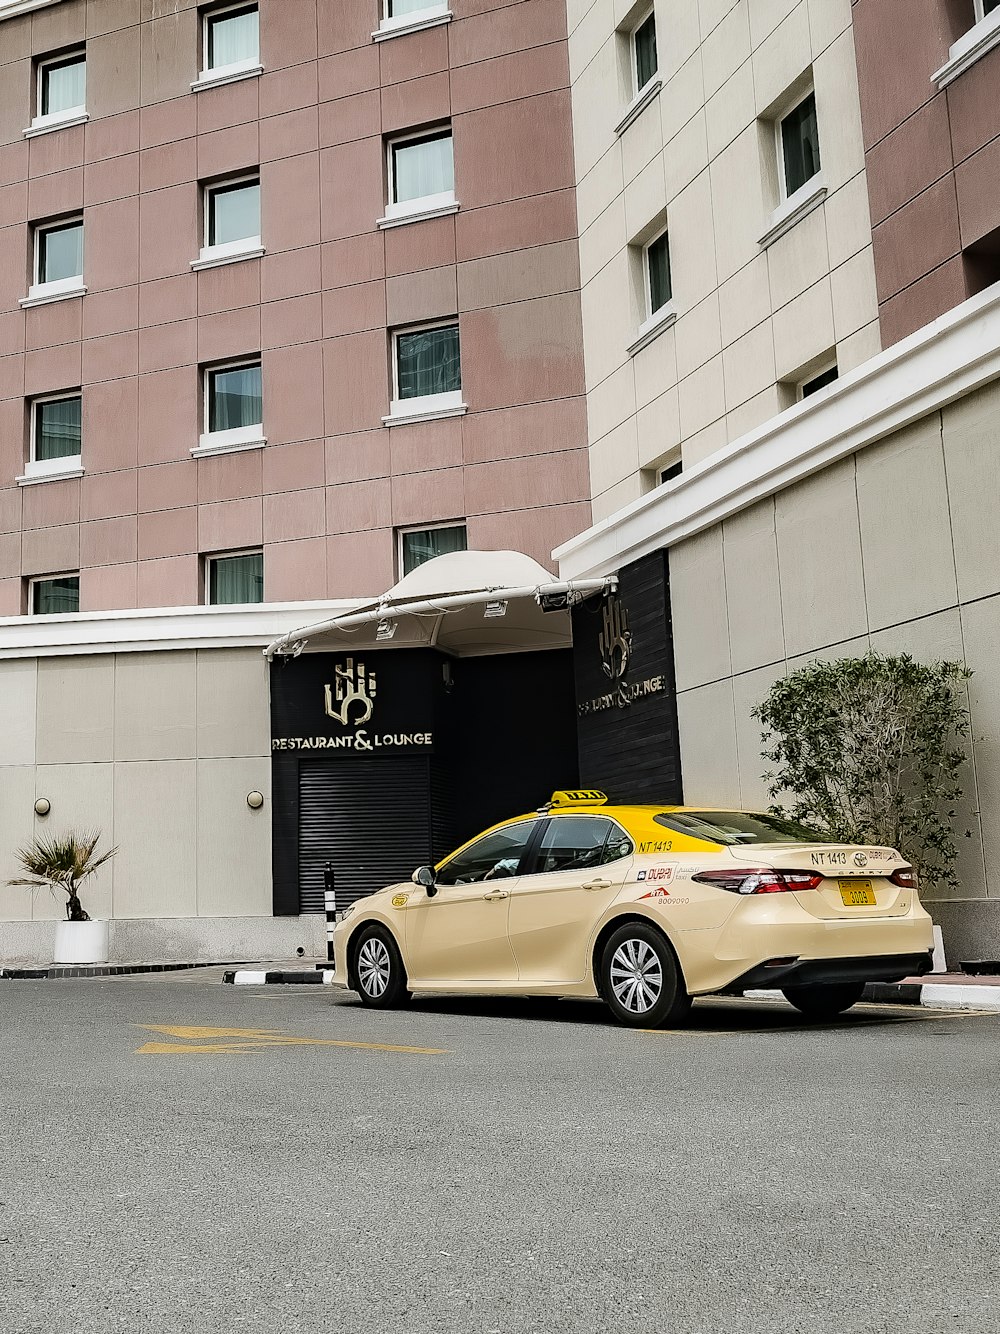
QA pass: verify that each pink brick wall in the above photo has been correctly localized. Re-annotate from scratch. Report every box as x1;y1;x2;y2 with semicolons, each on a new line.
0;0;590;613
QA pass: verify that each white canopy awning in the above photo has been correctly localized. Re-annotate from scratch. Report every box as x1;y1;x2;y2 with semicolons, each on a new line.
263;550;614;660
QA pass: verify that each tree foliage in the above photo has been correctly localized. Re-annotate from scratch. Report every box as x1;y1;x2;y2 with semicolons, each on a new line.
752;653;972;893
7;830;117;922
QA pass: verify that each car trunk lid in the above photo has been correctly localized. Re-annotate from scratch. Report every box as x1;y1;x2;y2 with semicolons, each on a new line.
724;843;913;919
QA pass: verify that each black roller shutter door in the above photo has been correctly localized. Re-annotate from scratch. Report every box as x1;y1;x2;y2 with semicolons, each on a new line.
297;756;434;913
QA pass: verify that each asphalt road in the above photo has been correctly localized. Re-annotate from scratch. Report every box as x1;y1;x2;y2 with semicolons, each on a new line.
1;975;997;1334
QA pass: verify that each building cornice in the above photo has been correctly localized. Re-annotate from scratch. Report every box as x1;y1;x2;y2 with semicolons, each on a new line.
555;285;1000;580
0;601;362;660
0;0;63;18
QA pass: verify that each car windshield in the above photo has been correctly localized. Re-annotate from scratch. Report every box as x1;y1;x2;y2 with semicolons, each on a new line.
652;810;839;846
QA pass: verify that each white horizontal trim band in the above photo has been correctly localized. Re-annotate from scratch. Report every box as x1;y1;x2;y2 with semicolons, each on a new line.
377;199;459;230
0;0;63;18
382;404;467;427
554;283;1000;580
191;433;266;458
17;456;84;486
0;600;363;661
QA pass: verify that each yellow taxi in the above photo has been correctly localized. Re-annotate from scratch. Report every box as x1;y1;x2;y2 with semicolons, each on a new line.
330;791;934;1027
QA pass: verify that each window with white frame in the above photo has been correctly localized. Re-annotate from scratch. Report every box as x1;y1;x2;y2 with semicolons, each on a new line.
377;0;452;39
976;0;1000;19
632;7;658;95
399;523;467;576
658;452;682;485
24;393;83;481
779;91;820;200
195;2;261;88
28;49;86;135
194;175;262;269
382;127;456;224
206;550;263;605
387;322;464;423
31;574;79;616
644;228;671;319
23;217;85;306
198;360;264;455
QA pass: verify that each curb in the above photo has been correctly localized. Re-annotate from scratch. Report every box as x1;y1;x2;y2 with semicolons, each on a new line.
747;982;1000;1011
223;969;335;985
0;960;233;980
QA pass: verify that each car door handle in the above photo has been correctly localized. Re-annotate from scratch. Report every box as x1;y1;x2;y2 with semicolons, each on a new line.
482;889;509;900
582;879;612;891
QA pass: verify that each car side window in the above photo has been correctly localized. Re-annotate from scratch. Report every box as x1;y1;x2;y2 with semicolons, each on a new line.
535;817;632;874
435;821;537;886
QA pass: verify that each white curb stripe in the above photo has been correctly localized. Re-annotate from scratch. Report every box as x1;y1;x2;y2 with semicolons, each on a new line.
920;984;1000;1011
229;970;268;984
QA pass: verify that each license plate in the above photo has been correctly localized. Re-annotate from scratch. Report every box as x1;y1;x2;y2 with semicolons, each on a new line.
839;880;876;907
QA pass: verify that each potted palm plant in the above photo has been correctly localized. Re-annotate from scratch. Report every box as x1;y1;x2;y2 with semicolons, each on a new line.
8;831;117;964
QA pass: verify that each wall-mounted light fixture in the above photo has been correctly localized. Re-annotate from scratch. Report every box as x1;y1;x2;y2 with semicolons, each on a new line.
375;618;397;641
34;797;51;817
246;791;264;810
484;600;508;618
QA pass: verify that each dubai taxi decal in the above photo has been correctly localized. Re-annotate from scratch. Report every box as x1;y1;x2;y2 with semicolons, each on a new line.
391;893;409;908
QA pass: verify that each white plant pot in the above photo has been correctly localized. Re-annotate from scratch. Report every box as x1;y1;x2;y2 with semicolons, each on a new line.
53;919;109;965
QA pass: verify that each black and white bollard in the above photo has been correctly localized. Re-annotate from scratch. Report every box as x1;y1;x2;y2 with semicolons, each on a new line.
324;862;336;968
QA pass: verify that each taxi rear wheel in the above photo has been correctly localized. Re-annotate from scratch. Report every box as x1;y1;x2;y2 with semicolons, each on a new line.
599;922;690;1028
352;926;411;1009
781;981;865;1019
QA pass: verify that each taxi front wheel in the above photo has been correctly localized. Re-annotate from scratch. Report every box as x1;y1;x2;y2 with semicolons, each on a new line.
352;926;411;1009
599;922;690;1028
781;981;865;1019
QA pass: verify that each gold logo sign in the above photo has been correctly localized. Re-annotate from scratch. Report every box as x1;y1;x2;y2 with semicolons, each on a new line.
324;657;376;726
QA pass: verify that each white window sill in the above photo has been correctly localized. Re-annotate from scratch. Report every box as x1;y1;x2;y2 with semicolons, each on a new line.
933;10;1000;88
191;239;265;272
191;60;263;93
192;428;266;458
19;279;87;309
626;303;676;357
373;6;452;41
758;175;828;249
614;76;662;137
383;392;466;427
377;194;460;230
24;107;88;138
17;457;84;486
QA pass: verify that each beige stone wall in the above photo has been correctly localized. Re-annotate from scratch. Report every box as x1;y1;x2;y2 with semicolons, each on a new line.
567;0;879;519
0;646;272;924
668;378;1000;913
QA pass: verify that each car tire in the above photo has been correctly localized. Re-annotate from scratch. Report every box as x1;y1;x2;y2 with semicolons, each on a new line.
781;981;865;1019
599;921;690;1029
352;926;411;1009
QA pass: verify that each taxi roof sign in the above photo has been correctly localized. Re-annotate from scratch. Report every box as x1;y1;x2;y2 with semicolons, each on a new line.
549;790;608;808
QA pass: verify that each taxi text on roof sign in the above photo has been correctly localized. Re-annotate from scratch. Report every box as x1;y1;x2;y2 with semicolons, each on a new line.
550;790;608;807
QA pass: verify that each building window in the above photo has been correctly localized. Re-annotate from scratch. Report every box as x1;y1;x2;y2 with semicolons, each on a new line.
23;394;83;484
779;91;820;199
659;455;682;485
31;575;80;616
31;49;86;132
28;218;84;304
799;364;838;399
632;7;658;93
207;551;263;605
386;323;465;423
197;361;265;456
194;176;262;269
384;127;456;223
399;523;467;576
645;228;671;318
976;1;1000;18
197;2;260;86
376;0;452;39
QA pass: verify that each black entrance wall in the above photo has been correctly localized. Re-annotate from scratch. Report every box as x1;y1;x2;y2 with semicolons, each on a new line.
571;550;683;803
270;647;578;915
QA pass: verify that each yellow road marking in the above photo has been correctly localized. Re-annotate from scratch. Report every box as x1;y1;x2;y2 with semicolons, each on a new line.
134;1024;448;1056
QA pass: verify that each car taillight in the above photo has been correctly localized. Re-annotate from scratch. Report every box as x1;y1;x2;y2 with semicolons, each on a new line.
691;868;823;895
889;866;918;889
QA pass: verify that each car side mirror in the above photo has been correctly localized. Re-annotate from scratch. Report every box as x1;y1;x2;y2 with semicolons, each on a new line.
412;865;437;897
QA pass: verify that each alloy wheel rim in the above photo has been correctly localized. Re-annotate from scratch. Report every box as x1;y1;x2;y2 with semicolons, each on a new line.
610;938;663;1013
358;937;391;997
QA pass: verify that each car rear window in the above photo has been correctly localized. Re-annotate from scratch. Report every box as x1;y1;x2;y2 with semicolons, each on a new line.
652;810;838;846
